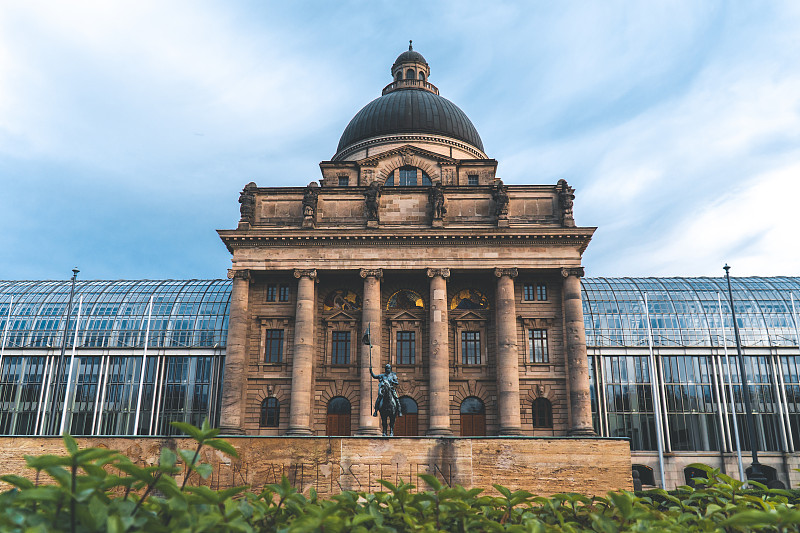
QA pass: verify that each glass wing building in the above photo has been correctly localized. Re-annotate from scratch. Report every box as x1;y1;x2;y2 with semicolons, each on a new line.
1;276;799;487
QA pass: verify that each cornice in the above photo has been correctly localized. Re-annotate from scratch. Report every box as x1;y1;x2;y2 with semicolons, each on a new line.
217;228;595;254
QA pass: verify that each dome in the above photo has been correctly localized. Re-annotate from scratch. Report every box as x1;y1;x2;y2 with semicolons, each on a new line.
393;49;427;67
335;88;485;156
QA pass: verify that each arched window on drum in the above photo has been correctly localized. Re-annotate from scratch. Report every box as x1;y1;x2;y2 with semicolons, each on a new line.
326;396;351;436
395;396;419;436
384;166;432;186
460;397;486;436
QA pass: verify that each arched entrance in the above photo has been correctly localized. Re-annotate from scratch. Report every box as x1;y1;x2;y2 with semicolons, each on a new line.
395;396;418;436
326;396;351;436
460;397;486;436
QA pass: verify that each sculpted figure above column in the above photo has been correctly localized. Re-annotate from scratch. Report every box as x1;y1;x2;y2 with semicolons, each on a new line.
561;266;596;436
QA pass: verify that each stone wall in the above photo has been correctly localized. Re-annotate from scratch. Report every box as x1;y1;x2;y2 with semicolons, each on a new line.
0;437;631;497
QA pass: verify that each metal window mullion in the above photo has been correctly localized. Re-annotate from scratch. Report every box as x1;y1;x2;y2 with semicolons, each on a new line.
776;355;795;452
656;354;672;453
153;355;167;435
597;355;609;437
91;355;106;435
148;354;162;436
710;354;730;452
95;356;112;435
768;354;791;452
35;354;54;435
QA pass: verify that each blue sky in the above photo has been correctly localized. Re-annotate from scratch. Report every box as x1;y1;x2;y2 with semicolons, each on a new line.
1;1;799;280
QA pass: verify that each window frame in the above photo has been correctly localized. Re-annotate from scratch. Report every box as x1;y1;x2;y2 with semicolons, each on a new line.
528;328;549;364
260;397;280;427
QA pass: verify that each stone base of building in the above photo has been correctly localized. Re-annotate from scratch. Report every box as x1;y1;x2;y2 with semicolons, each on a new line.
0;436;631;496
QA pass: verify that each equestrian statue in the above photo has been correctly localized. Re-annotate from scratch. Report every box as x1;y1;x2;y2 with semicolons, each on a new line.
371;363;403;436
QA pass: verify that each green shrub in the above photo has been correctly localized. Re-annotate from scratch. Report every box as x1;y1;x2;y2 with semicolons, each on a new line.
1;423;798;532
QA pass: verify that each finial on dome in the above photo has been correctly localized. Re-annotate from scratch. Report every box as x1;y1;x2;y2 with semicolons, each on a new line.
409;40;413;51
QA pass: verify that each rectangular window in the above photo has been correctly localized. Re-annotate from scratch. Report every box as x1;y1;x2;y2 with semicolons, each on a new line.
536;283;547;301
528;329;549;363
279;285;290;302
338;176;349;186
264;329;284;363
467;174;479;185
266;284;277;302
399;168;417;186
396;331;416;364
523;284;535;301
331;331;351;365
461;331;481;365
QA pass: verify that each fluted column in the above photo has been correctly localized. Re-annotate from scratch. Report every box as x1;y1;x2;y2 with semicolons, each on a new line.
357;268;382;435
219;269;250;434
562;267;596;436
495;268;522;435
286;269;317;435
427;268;452;435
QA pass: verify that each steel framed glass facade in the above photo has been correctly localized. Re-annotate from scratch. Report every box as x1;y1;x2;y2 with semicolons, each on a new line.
0;280;229;436
583;277;800;453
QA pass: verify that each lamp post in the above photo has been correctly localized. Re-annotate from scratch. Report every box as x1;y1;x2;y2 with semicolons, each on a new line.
46;267;79;435
723;264;766;485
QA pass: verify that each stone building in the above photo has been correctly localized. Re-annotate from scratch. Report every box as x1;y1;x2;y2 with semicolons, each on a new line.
217;45;596;437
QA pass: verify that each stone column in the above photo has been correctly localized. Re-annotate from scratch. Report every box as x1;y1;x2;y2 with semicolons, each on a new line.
357;268;382;435
286;269;317;435
427;268;452;436
219;269;250;434
495;268;523;435
562;267;596;436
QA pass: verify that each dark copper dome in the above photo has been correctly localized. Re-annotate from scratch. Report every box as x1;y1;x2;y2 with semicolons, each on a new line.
336;89;484;155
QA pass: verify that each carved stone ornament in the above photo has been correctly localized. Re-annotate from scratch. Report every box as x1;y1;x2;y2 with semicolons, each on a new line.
238;181;257;223
228;269;251;280
294;269;318;280
561;267;585;278
302;182;319;218
557;179;576;228
400;149;413;166
494;268;518;278
364;181;381;222
492;179;509;218
429;182;446;220
426;268;451;279
359;268;384;279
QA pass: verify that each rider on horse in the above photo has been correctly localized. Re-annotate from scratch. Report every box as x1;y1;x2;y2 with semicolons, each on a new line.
371;363;402;417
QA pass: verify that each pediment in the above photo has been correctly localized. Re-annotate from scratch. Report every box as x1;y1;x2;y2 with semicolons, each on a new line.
324;310;359;323
451;310;486;321
357;144;457;167
388;310;423;322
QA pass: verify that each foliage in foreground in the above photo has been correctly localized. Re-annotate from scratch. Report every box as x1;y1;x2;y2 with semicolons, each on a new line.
0;422;799;532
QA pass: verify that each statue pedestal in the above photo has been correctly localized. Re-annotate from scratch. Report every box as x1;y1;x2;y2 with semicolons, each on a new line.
302;216;315;229
431;218;444;228
366;220;379;228
496;217;509;228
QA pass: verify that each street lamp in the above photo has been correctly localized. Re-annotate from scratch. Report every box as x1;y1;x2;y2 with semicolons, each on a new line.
723;264;766;485
46;267;79;435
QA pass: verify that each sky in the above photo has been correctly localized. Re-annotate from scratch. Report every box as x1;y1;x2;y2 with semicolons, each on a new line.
1;1;799;281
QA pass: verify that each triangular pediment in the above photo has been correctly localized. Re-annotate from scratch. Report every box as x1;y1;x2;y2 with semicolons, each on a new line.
388;310;423;321
357;144;457;167
324;310;359;322
451;310;486;321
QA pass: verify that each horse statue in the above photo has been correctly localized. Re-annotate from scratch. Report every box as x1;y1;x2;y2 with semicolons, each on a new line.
371;363;402;436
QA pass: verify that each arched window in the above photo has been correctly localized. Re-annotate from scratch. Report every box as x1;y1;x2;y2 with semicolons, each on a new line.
406;68;415;80
531;398;552;428
395;71;401;81
387;290;424;310
384;166;431;187
260;397;280;427
418;71;425;81
460;397;486;436
450;289;490;310
326;396;351;436
395;396;419;436
632;464;655;486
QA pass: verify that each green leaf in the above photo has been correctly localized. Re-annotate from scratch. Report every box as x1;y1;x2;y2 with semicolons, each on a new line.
160;447;177;469
63;434;79;455
0;474;34;490
204;438;238;458
195;463;213;479
24;454;70;469
171;421;204;440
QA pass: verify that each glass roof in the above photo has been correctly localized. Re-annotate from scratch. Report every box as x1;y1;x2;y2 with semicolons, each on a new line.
2;277;798;350
582;277;800;348
0;280;231;349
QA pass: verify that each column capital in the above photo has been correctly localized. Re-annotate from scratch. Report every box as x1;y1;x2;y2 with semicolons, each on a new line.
227;268;251;280
293;268;318;280
494;267;518;279
426;268;450;279
359;268;383;279
561;267;585;279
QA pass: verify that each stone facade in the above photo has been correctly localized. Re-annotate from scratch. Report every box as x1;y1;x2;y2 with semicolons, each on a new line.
0;436;632;496
216;47;597;441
